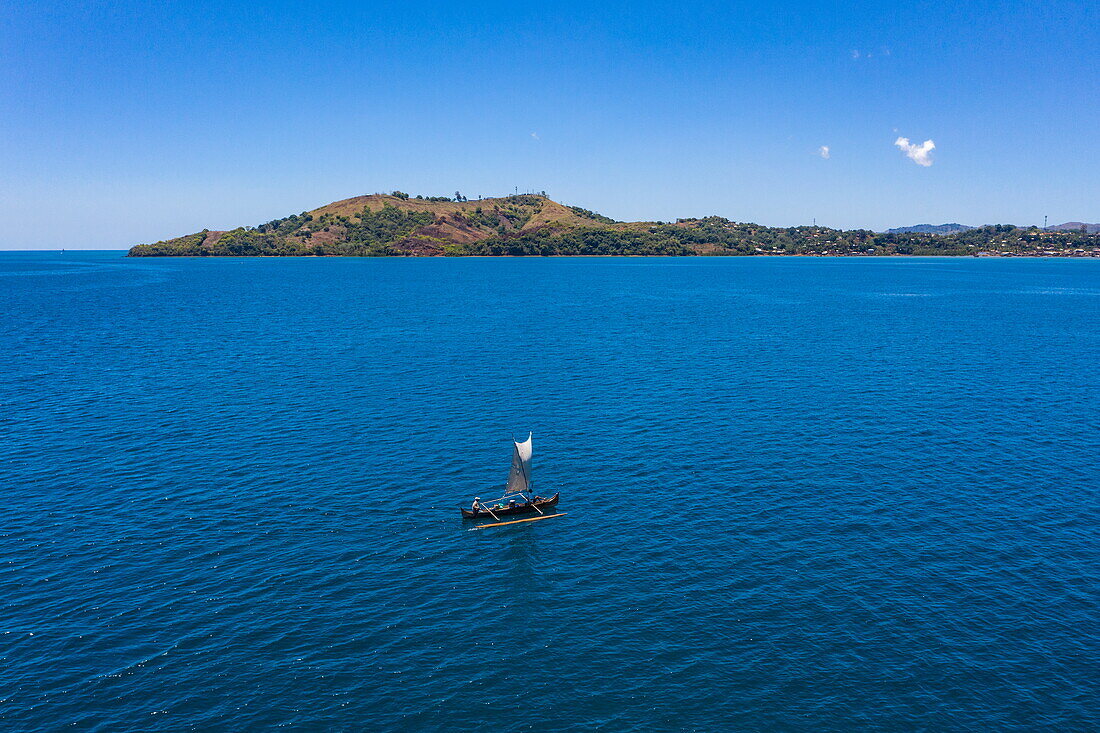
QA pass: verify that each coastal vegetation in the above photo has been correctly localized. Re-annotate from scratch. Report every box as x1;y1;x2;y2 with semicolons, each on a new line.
128;193;1100;258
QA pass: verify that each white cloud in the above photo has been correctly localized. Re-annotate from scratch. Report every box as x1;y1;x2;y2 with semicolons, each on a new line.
818;145;830;159
894;136;935;166
853;48;891;61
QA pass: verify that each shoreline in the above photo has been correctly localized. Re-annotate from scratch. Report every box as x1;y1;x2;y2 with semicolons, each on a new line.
119;252;1100;260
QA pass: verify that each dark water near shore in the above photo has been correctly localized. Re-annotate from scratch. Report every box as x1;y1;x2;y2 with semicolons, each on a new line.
2;251;1098;731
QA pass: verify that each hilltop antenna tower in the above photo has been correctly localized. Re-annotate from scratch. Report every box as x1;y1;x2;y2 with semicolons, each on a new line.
1044;215;1048;230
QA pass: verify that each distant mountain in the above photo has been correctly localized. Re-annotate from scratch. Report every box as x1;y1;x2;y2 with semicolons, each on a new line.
886;222;1099;235
1049;222;1100;234
886;224;975;234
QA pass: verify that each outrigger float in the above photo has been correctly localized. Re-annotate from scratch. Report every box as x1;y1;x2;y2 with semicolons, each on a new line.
462;434;565;529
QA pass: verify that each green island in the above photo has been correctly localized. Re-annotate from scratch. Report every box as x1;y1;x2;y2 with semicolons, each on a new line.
128;193;1100;257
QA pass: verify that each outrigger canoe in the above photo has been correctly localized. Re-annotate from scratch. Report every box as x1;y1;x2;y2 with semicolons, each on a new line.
462;492;559;519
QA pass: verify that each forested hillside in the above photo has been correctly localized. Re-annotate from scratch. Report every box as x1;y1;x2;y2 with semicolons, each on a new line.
128;193;1100;257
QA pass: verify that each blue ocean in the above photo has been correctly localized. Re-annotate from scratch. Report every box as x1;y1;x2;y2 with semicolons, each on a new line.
2;251;1097;731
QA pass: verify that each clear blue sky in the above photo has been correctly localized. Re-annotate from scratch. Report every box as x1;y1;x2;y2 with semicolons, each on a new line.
2;0;1097;248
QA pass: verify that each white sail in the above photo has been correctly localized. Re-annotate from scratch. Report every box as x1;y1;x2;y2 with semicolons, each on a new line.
503;433;533;496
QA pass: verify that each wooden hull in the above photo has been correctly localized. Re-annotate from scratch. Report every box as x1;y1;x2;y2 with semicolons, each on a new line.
461;493;559;519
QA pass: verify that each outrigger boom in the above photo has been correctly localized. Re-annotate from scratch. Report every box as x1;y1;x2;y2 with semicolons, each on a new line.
469;513;567;530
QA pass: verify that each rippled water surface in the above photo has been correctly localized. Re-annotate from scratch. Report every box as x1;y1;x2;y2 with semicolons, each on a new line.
2;252;1098;731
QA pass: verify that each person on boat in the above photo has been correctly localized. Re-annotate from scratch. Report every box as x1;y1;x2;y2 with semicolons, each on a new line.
471;497;481;514
508;499;517;509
